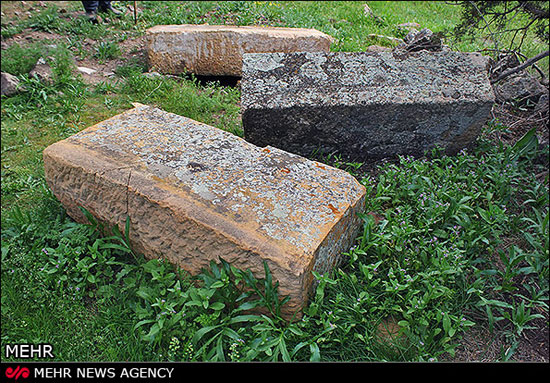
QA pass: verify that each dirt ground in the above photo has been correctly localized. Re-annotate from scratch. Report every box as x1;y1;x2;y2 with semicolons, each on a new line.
1;0;146;85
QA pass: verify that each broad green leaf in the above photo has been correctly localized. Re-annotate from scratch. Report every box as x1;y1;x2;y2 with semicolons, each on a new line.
279;338;291;362
210;281;225;289
309;343;320;362
442;313;451;334
210;302;225;310
133;319;155;331
192;325;221;344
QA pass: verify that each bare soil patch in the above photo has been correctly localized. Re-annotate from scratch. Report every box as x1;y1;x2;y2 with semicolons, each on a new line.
1;0;148;86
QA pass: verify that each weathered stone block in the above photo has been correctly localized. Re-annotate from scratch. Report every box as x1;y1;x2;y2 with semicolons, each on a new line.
43;105;366;317
146;24;333;77
242;51;495;160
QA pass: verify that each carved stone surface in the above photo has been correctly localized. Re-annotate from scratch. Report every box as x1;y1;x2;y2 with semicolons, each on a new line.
242;51;495;160
146;24;334;77
43;105;366;317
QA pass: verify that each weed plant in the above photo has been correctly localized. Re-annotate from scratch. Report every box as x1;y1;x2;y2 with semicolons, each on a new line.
93;41;121;63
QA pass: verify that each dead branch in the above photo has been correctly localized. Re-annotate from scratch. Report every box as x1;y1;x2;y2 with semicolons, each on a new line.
493;50;550;83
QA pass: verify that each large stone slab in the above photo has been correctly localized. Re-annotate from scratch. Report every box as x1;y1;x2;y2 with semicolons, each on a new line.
146;24;334;77
241;51;495;160
43;105;366;317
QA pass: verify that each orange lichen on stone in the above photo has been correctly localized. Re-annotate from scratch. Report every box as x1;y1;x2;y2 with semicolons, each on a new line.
327;203;340;215
43;105;366;318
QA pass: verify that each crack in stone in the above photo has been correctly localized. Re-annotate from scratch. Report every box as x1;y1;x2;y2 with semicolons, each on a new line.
125;170;132;218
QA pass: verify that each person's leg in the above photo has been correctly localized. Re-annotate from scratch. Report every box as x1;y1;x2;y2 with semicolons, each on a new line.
82;1;99;23
81;1;99;13
98;1;122;15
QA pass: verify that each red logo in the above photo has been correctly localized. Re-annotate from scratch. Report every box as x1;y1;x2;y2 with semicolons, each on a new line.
5;366;30;380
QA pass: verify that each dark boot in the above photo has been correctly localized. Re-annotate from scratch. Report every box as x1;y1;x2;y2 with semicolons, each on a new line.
86;10;99;24
99;3;123;16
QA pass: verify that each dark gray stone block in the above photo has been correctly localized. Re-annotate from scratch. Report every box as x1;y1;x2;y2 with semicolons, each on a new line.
241;51;495;161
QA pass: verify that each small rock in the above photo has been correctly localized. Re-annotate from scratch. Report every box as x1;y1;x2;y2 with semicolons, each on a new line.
397;28;442;52
143;71;162;78
493;71;547;104
29;57;54;84
534;89;548;113
404;29;419;43
405;28;432;44
396;22;421;31
376;317;405;344
77;66;97;75
1;72;23;96
363;3;374;18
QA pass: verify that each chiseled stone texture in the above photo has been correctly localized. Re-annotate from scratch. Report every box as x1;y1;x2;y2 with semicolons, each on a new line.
242;51;495;160
145;24;334;76
43;105;366;317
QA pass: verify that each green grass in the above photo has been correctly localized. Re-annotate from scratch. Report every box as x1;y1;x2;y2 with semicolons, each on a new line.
1;1;548;362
